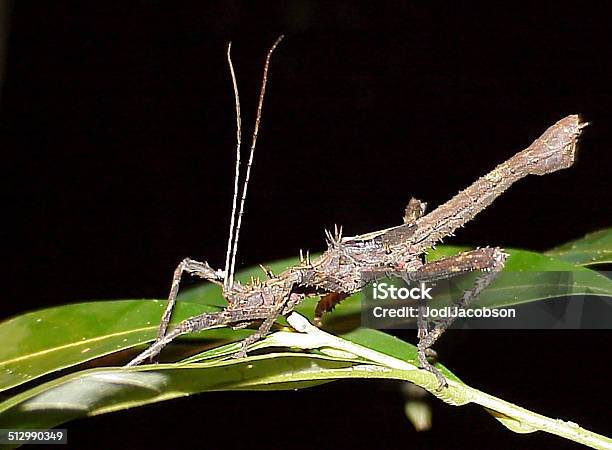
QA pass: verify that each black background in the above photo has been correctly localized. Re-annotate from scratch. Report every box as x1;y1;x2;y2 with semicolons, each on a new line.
1;2;610;449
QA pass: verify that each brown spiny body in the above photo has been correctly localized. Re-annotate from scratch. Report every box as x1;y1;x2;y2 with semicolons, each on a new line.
126;114;587;382
222;114;584;317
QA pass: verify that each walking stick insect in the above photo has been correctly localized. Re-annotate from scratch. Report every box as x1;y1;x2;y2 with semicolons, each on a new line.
126;36;587;387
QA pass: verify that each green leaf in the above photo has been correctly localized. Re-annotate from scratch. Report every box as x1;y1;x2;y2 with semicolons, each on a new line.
3;243;609;394
0;327;444;430
545;228;612;266
0;355;354;429
1;321;609;450
340;328;461;383
0;301;251;393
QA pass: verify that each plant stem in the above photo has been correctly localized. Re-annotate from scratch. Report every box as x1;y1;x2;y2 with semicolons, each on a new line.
285;313;612;450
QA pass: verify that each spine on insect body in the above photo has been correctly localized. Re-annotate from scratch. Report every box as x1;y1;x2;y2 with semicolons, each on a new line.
411;115;585;250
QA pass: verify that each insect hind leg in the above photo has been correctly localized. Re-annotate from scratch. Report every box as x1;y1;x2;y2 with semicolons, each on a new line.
407;247;507;388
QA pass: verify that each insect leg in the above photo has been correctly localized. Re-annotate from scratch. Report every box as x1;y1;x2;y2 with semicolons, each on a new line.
126;309;232;367
408;247;507;387
127;304;280;366
232;292;293;358
156;258;224;346
403;198;428;338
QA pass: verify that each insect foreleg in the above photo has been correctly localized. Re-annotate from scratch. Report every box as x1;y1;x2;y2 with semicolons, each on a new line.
156;258;224;345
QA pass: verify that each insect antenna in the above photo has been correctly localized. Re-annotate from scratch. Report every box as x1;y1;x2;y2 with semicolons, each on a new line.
223;41;242;290
227;35;284;289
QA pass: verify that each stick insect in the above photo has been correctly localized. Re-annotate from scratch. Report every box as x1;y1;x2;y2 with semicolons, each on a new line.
126;36;587;387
